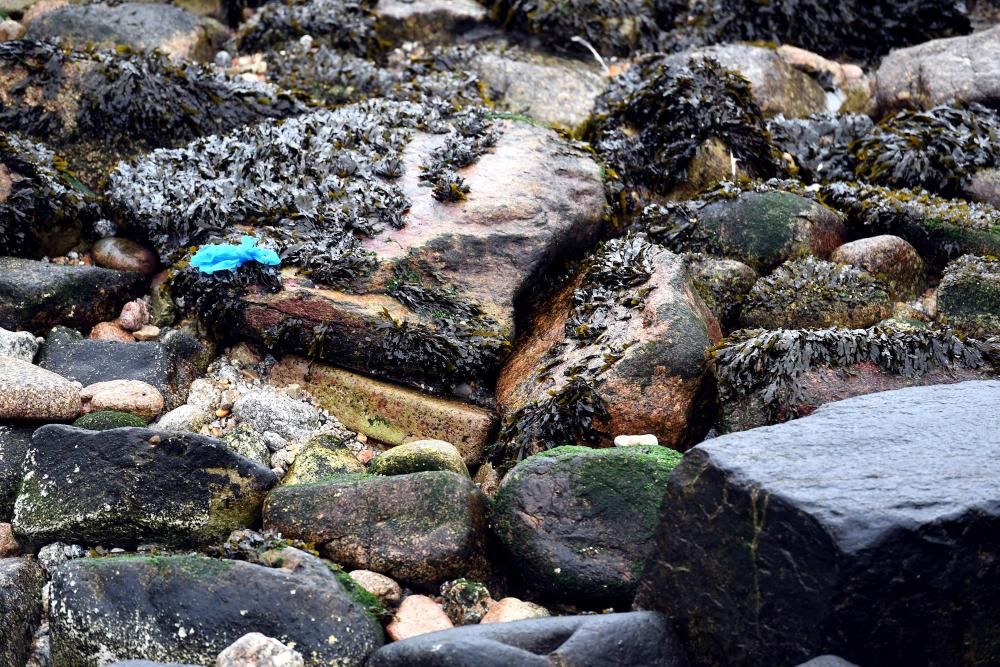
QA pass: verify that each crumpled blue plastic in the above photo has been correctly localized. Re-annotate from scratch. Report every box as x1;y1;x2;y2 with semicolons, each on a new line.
190;236;281;274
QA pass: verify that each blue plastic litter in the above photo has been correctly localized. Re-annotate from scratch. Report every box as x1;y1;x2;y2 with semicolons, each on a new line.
190;236;281;274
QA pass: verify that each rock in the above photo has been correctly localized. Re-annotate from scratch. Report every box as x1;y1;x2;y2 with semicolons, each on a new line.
267;357;496;464
0;557;45;667
796;658;859;667
133;324;161;341
92;237;159;275
963;167;1000;208
693;191;847;274
36;541;86;573
386;595;453;641
0;423;33;521
0;17;25;40
480;598;549;624
877;26;1000;113
118;300;152;332
368;611;681;666
25;2;229;61
375;0;485;46
221;424;272;469
492;445;682;605
73;410;147;430
496;237;720;460
264;471;487;586
12;425;277;548
665;44;827;118
740;257;893;330
282;432;362;485
776;45;864;91
440;579;492;625
0;327;41;362
684;254;758;332
830;235;926;301
371;439;470;478
153;403;212;433
636;380;1000;666
613;434;658;447
37;327;188;410
81;379;164;421
216;633;304;667
0;522;21;556
187;378;222;411
0;356;81;420
49;554;384;666
937;255;1000;337
0;258;146;335
89;321;135;342
349;570;402;606
231;388;320;444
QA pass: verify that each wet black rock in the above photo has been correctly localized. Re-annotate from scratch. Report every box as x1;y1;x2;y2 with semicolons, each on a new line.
12;425;277;548
0;258;146;335
368;611;683;666
637;380;1000;666
0;557;45;667
49;554;384;666
0;422;33;522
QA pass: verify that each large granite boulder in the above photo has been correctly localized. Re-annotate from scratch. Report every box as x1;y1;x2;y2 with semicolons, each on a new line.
495;236;720;461
637;380;1000;666
264;471;487;586
49;554;383;666
13;425;277;548
368;611;683;667
0;356;82;421
491;445;682;605
0;557;45;667
0;258;146;335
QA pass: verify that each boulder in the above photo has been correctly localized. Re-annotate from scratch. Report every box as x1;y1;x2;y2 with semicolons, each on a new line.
371;439;470;478
25;2;228;61
495;236;720;461
877;26;1000;113
0;356;82;420
491;445;682;604
829;235;925;301
264;471;487;585
49;554;383;666
937;255;1000;337
636;380;1000;666
0;258;146;335
13;425;277;548
0;327;41;362
375;0;485;46
0;423;33;521
368;611;682;667
0;557;45;667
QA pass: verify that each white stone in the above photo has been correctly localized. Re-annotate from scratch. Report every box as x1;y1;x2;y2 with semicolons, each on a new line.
613;434;659;447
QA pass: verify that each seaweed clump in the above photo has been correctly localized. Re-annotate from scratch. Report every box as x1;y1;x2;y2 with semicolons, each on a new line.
589;57;779;211
237;0;380;55
491;234;658;465
767;112;874;183
170;257;282;339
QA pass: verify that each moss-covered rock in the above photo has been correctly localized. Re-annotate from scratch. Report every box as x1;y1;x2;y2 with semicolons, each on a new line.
830;235;926;301
370;439;470;478
72;410;147;431
684;253;758;332
282;432;364;485
937;255;1000;337
491;444;682;605
440;578;492;625
740;257;892;330
221;423;271;468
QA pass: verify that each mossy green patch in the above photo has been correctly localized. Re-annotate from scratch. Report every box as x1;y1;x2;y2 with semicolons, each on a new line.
73;411;147;431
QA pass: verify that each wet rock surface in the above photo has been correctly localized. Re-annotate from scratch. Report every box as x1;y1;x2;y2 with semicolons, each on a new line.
0;557;45;667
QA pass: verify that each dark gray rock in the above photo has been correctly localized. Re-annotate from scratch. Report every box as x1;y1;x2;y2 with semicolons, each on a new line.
368;611;682;667
0;557;45;667
37;327;189;410
636;380;1000;666
13;425;277;548
0;258;146;336
0;422;35;522
49;554;383;666
796;658;859;667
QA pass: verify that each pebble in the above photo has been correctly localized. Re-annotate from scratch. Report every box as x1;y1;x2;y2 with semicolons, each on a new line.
133;325;161;341
349;570;403;606
118;300;152;332
0;356;82;420
91;237;159;275
613;434;659;447
386;595;454;641
0;522;22;557
89;321;135;342
216;632;304;667
0;326;42;362
480;597;551;624
81;379;164;421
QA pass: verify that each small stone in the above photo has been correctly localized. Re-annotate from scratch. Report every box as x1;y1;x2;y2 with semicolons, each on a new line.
91;237;159;275
216;632;304;667
387;595;453;641
133;325;161;341
0;18;25;41
37;542;86;573
81;380;164;421
89;321;135;342
349;570;402;606
154;404;212;433
613;434;659;447
370;439;470;477
0;356;81;420
0;522;22;557
472;461;500;497
440;579;493;625
0;327;42;362
221;424;271;468
232;388;320;443
216;408;230;418
118;300;153;332
480;597;550;624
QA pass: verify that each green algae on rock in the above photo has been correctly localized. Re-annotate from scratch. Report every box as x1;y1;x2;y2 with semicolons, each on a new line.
937;254;1000;337
282;432;365;485
72;410;147;430
370;439;470;478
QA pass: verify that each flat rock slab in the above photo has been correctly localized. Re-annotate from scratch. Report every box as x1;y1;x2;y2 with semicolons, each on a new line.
0;258;146;335
368;611;683;667
13;425;277;548
264;471;487;585
0;557;45;667
49;555;383;666
637;380;1000;666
